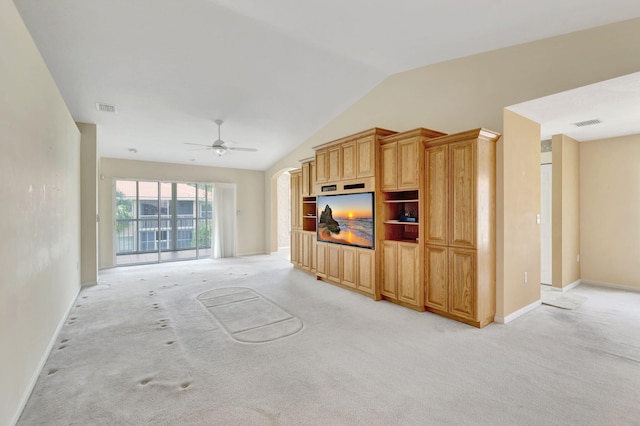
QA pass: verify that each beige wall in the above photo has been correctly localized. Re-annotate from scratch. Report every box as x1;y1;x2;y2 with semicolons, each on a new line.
0;1;82;424
552;135;581;288
580;134;640;289
78;123;98;286
264;17;640;317
99;158;265;267
499;110;541;316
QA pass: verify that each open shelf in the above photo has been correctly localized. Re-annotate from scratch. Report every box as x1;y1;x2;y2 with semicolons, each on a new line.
302;196;317;232
383;190;419;241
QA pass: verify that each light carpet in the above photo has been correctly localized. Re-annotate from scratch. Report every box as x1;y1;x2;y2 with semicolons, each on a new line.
17;255;640;425
541;285;588;310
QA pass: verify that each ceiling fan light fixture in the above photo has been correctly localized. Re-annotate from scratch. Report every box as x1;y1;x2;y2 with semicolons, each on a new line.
215;147;225;156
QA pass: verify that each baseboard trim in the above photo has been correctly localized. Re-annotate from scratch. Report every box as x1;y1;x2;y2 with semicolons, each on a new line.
561;279;582;292
581;280;640;293
495;300;542;324
10;287;80;426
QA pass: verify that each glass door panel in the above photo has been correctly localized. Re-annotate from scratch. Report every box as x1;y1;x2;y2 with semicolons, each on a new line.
197;184;213;258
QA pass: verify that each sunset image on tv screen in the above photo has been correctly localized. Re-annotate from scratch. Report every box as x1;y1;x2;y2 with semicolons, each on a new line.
317;192;374;249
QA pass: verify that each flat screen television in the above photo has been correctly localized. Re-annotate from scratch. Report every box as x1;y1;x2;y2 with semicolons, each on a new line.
317;192;375;249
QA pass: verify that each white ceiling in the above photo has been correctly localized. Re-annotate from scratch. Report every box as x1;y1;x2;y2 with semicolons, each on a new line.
14;0;640;170
508;72;640;142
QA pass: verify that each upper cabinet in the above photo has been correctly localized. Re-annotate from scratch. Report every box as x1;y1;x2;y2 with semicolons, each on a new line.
381;128;446;191
356;135;376;178
313;128;396;194
315;150;328;184
300;158;316;197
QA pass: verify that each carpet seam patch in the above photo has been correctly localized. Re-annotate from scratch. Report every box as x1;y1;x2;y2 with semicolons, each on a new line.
197;287;303;343
201;295;260;307
226;315;295;335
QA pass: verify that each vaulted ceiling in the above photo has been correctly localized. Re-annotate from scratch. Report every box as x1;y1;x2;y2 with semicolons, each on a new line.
15;0;640;170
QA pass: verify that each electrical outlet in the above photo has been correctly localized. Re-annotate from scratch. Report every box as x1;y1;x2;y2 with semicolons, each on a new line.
577;254;580;262
524;271;528;284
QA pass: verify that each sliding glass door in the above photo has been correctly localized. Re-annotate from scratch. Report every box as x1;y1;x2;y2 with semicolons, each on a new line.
115;180;214;266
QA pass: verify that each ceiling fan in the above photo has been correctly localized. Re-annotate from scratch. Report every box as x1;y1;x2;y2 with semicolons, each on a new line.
185;119;257;157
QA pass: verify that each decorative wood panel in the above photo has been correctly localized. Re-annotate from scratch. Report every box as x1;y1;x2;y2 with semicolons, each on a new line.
425;245;448;310
425;145;448;245
449;140;476;248
449;248;476;319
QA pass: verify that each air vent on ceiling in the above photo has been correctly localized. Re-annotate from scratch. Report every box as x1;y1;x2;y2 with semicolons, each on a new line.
573;118;601;127
96;103;117;113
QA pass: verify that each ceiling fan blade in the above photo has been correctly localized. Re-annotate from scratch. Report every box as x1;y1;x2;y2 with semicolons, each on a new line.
184;142;212;147
187;147;212;151
228;147;257;152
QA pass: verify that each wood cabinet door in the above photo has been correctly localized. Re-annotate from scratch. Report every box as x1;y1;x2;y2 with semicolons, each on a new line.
425;245;448;310
301;162;310;197
316;242;327;278
327;243;341;282
381;241;397;298
397;242;420;305
449;140;476;248
425;145;448;245
311;237;317;272
290;171;301;229
328;146;341;182
381;143;398;191
290;230;299;265
341;141;357;181
309;161;317;196
356;249;375;294
301;232;311;271
356;135;375;178
397;138;419;190
340;246;357;288
449;248;476;320
315;150;328;184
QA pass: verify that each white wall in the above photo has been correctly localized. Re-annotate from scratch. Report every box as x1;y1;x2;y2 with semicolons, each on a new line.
78;123;98;286
552;134;581;289
98;158;265;267
0;1;81;424
580;134;640;289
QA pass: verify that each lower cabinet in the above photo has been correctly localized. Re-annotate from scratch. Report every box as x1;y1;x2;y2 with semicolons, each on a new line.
424;245;489;326
381;241;422;309
290;230;300;266
316;242;375;295
292;230;316;274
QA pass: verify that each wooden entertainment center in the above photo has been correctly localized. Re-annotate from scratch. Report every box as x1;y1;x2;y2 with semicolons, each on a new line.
290;126;500;328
